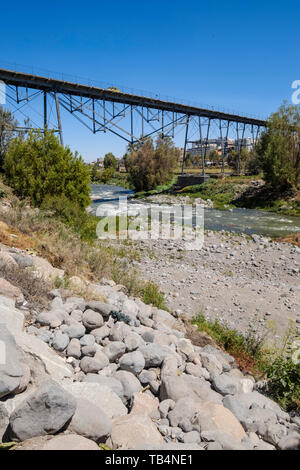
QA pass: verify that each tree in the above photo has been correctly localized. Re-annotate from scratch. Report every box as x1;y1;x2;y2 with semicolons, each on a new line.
91;163;99;182
126;134;179;191
257;104;300;190
0;105;18;170
208;150;220;165
4;130;91;208
104;152;118;170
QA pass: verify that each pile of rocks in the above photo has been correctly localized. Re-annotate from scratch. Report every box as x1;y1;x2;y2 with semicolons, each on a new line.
1;272;299;450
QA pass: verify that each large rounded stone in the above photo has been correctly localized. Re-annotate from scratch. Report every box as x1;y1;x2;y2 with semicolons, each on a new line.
52;331;70;352
0;325;24;399
82;309;104;331
65;323;86;339
103;341;126;362
68;397;112;442
9;380;76;441
119;351;145;375
80;353;109;373
114;370;142;400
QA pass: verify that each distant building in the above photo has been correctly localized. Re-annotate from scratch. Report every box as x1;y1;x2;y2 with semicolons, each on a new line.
188;137;253;157
234;137;253;152
97;158;104;168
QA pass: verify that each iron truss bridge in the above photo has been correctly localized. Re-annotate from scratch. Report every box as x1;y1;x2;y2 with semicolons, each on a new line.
0;68;267;173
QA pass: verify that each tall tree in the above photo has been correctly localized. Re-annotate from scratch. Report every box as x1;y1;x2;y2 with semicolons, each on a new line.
104;152;118;170
257;104;300;190
126;134;178;191
4;130;91;208
0;106;18;170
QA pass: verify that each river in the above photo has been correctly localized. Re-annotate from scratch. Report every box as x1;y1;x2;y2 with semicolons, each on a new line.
90;184;300;238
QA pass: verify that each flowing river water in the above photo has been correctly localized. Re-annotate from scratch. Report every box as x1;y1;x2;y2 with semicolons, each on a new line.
90;184;300;238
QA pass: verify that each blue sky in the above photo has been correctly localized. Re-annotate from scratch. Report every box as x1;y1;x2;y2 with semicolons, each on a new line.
0;0;299;161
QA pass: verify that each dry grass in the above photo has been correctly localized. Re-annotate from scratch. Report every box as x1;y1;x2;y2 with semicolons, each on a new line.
277;233;300;247
0;263;51;309
0;221;36;251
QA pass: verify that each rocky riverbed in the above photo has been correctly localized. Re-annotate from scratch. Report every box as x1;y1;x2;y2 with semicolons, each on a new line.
0;246;299;450
133;231;300;341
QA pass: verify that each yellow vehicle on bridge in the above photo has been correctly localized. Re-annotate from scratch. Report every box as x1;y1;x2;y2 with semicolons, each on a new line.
107;86;120;92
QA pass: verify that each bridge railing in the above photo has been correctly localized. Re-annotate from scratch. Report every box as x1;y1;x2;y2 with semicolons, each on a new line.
0;59;266;122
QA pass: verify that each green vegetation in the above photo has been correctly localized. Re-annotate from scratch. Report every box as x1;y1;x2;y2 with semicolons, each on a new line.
4;130;91;208
258;104;300;191
0;106;18;170
135;175;178;198
126;134;179;191
192;314;300;411
180;176;255;210
103;152;118;170
141;281;167;310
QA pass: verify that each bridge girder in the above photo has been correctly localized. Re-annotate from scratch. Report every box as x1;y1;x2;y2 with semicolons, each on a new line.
0;68;266;174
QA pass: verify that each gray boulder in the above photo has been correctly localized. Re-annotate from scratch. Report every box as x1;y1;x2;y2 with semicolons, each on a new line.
9;380;76;441
114;370;142;400
212;373;241;395
80;334;95;347
0;325;24;399
80;353;108;373
119;351;145;375
183;431;201;444
66;338;81;359
91;325;110;343
68;397;112;443
109;322;131;342
138;343;179;367
84;374;124;398
52;331;70;352
278;434;300;450
200;352;223;376
85;301;114;317
168;397;198;427
65;322;86;339
62;382;127;419
103;341;126;362
82;309;104;331
159;399;175;419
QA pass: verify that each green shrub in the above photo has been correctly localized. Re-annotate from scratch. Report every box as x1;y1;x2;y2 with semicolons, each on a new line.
4;130;91;208
104;152;118;170
192;313;300;411
142;281;167;310
41;195;98;243
257;104;300;190
126;135;179;191
262;357;300;411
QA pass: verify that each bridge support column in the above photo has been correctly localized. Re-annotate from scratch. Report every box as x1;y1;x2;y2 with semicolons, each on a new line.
55;93;63;146
181;115;190;175
43;91;47;131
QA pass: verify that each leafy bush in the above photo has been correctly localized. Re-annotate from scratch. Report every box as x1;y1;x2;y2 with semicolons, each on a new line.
262;357;300;411
104;152;118;170
0;105;18;170
41;195;98;242
126;135;179;191
192;313;300;411
142;281;167;310
257;104;300;190
98;167;115;183
4;130;91;208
